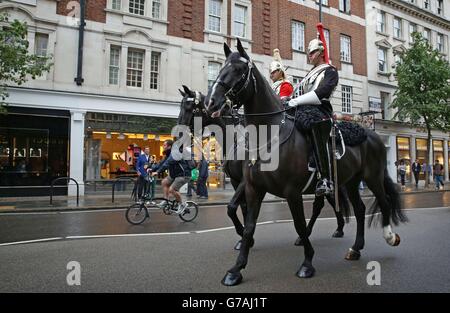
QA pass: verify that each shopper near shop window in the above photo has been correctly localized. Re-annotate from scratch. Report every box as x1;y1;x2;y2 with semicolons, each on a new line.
196;157;209;199
411;159;421;188
398;160;406;190
433;159;445;191
136;147;151;200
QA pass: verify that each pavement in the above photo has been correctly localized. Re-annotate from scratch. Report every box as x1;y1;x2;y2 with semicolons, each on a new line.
0;181;448;213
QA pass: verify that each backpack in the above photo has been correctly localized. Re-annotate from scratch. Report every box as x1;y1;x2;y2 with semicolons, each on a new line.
191;168;199;181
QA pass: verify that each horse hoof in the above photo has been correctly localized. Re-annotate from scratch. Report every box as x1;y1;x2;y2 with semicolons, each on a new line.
296;264;315;278
294;237;304;246
392;234;401;246
345;248;361;261
332;230;344;238
221;272;243;286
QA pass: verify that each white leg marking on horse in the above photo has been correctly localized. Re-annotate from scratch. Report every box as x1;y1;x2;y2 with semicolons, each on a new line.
383;225;396;245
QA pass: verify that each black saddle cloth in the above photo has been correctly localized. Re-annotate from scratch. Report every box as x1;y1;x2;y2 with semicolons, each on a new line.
292;105;367;147
335;120;367;147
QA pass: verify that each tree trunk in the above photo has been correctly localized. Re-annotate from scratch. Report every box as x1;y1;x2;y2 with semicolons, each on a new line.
426;127;433;188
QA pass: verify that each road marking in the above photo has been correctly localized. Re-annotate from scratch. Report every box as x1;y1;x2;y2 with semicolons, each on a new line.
195;226;236;234
0;237;63;247
66;232;191;239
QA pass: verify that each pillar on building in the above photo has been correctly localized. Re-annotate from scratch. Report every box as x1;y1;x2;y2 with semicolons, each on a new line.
69;110;86;196
444;140;449;182
387;135;397;182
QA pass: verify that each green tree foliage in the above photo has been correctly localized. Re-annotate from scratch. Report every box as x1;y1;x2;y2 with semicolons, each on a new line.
0;12;53;110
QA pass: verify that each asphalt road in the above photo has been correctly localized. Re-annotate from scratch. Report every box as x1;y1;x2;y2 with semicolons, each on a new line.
0;192;449;292
0;191;449;244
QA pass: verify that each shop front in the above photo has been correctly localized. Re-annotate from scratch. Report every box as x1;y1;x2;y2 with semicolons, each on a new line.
84;113;177;187
0;107;70;197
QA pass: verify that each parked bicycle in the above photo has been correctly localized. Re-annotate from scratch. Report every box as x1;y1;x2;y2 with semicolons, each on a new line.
125;196;199;225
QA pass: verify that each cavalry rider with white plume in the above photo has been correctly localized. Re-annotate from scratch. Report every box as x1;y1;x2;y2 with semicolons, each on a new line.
270;48;294;100
288;38;339;197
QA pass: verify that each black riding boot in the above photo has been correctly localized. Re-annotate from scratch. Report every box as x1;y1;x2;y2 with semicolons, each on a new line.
311;119;333;197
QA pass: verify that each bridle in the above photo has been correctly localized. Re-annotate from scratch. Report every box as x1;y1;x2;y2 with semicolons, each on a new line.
214;57;257;109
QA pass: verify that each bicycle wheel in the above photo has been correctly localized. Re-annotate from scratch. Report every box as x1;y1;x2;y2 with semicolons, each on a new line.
125;202;148;225
179;201;199;222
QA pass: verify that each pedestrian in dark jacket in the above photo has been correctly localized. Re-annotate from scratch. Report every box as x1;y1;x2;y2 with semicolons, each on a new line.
433;159;444;190
411;159;421;188
196;158;209;199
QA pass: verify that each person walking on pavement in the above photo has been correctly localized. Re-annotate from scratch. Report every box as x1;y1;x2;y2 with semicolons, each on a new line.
196;157;209;199
398;160;406;190
411;159;422;188
433;159;445;190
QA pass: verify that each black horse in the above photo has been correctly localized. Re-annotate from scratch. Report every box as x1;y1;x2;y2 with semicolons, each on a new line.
177;85;348;249
206;39;407;286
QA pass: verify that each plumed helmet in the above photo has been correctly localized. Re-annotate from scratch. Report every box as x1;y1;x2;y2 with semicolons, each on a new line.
270;49;285;73
308;39;325;54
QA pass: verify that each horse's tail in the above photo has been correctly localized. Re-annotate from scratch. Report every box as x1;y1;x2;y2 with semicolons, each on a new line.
368;169;408;227
338;187;351;223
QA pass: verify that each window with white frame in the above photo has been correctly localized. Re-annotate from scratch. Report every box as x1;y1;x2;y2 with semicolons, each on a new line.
112;0;121;10
423;0;430;10
109;46;120;85
377;11;386;33
35;33;48;57
377;47;387;72
152;0;161;19
292;76;303;97
437;0;443;15
340;35;351;62
208;62;221;89
339;0;350;13
291;21;305;52
324;29;330;55
316;0;329;6
341;85;352;114
409;22;417;43
127;49;144;87
393;17;402;39
129;0;145;15
423;28;430;43
150;51;160;90
234;5;247;38
437;33;444;53
208;0;222;33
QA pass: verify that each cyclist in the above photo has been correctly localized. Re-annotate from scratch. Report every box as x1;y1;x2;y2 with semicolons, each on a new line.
152;139;192;213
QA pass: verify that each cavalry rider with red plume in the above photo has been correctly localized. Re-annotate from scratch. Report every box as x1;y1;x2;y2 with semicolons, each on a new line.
288;38;339;197
270;49;294;100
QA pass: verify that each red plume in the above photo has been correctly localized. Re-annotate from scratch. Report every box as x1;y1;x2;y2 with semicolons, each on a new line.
316;23;330;64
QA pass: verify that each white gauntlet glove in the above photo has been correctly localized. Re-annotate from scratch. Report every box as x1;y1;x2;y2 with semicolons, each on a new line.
288;91;321;107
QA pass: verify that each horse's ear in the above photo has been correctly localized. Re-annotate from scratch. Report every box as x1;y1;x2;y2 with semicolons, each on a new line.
236;38;249;60
182;85;194;96
224;42;232;58
179;89;186;97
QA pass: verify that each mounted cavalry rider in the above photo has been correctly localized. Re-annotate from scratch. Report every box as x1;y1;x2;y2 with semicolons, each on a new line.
288;38;339;197
270;49;294;101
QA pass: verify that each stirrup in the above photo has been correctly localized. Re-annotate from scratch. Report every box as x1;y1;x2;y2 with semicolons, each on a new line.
315;179;333;197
